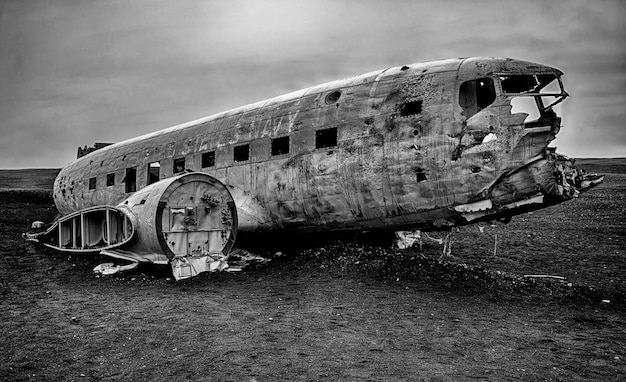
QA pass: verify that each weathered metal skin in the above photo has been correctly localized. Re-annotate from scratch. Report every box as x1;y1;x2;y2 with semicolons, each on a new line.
53;57;600;236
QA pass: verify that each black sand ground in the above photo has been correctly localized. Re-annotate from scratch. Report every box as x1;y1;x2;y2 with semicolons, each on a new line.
1;163;624;381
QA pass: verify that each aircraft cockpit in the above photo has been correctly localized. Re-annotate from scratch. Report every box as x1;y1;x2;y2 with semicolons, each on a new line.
499;72;568;129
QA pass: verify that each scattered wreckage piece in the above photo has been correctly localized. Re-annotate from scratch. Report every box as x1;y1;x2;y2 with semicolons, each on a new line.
395;228;456;259
90;248;269;278
31;221;45;229
523;274;567;280
93;262;138;275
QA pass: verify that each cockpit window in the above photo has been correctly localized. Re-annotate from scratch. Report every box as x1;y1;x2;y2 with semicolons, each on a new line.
498;73;568;126
505;73;567;127
459;77;496;118
500;73;559;94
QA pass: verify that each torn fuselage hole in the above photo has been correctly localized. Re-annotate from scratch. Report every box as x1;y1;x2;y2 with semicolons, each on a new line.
415;167;427;182
464;130;491;145
387;116;397;132
482;133;497;143
510;96;541;124
400;100;423;117
471;165;481;173
452;145;465;161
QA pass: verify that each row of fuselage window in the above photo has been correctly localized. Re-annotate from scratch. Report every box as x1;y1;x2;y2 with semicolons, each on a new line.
86;126;339;193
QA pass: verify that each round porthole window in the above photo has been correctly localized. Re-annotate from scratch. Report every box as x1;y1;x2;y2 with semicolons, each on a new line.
324;90;341;105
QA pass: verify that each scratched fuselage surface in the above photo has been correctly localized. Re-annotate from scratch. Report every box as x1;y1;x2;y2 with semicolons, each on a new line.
54;57;570;233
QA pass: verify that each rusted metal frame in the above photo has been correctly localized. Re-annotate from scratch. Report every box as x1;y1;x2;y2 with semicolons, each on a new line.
106;208;112;245
72;217;77;248
495;72;568;112
58;222;62;249
123;214;129;241
80;212;85;249
541;91;568;112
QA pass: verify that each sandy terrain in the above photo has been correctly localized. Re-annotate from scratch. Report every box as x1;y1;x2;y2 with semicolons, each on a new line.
1;164;625;381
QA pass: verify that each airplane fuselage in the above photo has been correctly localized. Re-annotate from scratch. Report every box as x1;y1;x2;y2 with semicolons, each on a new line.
53;57;581;234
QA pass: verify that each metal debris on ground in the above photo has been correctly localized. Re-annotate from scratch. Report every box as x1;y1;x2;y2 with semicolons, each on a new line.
395;230;423;250
523;274;567;280
170;248;271;280
226;249;271;271
93;262;139;275
395;229;455;259
31;221;45;229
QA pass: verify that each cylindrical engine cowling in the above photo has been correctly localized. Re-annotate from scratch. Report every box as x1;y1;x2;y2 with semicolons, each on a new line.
117;173;237;263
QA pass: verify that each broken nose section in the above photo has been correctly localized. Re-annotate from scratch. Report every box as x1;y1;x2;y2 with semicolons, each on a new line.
486;150;604;206
451;150;604;225
554;153;605;197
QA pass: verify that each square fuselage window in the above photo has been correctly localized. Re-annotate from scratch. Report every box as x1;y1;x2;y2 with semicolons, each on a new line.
202;151;215;168
125;167;137;193
106;173;115;186
315;127;337;149
88;177;97;190
271;136;290;156
148;161;160;184
173;157;185;174
234;144;249;162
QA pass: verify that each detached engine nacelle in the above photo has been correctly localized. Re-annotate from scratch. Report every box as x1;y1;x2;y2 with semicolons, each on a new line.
118;173;238;278
27;173;238;280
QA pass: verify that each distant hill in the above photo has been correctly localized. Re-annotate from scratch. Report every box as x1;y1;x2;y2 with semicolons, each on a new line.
0;158;623;191
0;169;60;190
574;158;626;174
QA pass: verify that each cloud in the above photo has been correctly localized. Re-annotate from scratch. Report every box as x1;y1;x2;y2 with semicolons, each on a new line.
1;0;625;168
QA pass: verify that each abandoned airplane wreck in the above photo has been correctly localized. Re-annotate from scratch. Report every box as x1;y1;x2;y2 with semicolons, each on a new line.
26;57;603;280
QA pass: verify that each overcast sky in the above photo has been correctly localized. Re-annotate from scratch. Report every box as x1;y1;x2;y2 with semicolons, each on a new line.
1;0;624;169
